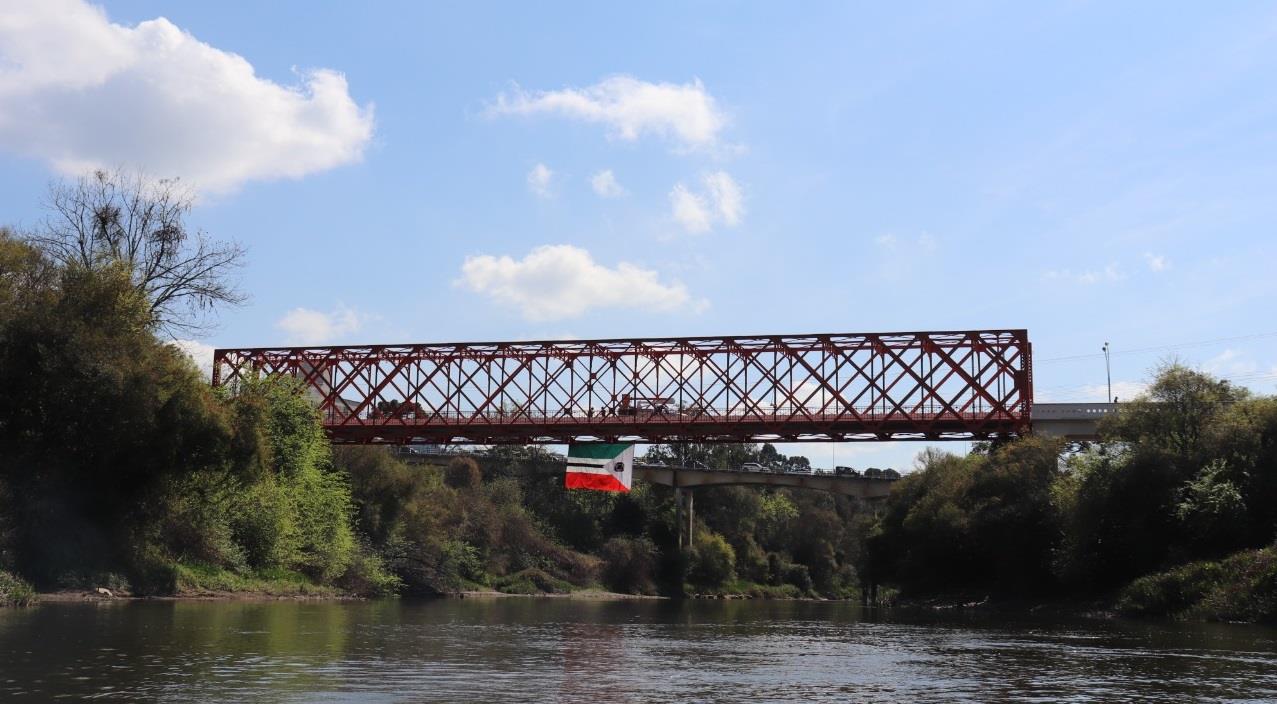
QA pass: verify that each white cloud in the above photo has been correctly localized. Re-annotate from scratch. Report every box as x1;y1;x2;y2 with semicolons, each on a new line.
1036;380;1148;403
457;244;703;321
276;304;365;345
1144;252;1170;272
702;171;743;226
875;232;936;253
1044;264;1125;285
527;163;554;198
670;184;713;234
669;171;744;234
171;339;215;379
0;0;374;193
489;75;727;150
1204;349;1259;377
590;169;625;198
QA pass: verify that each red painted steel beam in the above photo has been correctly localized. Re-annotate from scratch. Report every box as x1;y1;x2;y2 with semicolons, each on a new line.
211;330;1033;445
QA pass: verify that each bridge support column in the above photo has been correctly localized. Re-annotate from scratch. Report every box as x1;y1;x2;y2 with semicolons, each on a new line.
675;487;695;549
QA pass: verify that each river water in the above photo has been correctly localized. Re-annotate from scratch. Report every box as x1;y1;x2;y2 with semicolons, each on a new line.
1;598;1276;702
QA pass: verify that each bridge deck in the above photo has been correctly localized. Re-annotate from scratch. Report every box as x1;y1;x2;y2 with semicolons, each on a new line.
322;408;1024;444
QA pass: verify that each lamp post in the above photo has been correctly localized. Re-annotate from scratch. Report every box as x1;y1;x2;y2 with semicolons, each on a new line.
1102;342;1112;403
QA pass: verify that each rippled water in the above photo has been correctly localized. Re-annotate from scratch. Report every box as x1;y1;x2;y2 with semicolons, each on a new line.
2;598;1276;702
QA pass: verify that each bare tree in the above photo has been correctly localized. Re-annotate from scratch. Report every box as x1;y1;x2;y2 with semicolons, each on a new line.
30;169;246;335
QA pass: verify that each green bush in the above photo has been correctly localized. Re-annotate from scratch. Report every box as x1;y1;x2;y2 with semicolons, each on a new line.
0;570;35;607
688;531;736;590
1117;546;1277;622
493;567;573;594
340;548;403;597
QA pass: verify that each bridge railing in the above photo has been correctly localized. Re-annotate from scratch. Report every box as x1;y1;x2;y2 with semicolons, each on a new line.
1031;402;1118;420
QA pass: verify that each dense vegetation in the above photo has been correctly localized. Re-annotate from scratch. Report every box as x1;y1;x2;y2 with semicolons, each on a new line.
0;173;866;600
2;171;1275;621
0;228;393;595
332;443;866;598
865;366;1277;621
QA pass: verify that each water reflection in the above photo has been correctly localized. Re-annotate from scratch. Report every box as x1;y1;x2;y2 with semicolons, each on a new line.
1;599;1276;702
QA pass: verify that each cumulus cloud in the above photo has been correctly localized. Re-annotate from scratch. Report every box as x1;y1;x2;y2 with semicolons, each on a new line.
669;170;743;234
457;244;703;321
0;0;374;193
171;339;215;379
1144;252;1170;272
590;169;625;198
489;75;727;150
276;304;365;345
527;163;554;198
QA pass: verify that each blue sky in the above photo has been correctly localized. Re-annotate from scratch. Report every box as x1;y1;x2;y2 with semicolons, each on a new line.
2;1;1276;469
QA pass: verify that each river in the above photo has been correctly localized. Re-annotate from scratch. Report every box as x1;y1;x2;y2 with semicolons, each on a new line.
1;598;1275;702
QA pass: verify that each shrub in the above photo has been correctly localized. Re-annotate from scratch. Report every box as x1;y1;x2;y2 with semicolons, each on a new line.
493;567;573;594
599;536;659;594
0;570;35;607
1116;546;1277;622
688;531;736;590
445;457;482;491
339;548;403;597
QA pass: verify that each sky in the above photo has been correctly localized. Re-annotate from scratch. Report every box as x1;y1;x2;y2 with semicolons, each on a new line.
2;1;1276;470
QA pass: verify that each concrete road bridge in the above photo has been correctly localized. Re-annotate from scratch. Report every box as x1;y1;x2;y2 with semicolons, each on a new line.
402;450;899;500
1030;403;1117;440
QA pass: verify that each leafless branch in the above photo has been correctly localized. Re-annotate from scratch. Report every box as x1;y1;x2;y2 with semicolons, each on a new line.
28;168;247;336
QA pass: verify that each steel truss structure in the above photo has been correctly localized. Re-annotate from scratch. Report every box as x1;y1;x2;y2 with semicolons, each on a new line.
212;330;1033;444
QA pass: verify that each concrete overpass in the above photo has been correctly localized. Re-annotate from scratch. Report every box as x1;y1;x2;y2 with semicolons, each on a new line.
1031;403;1117;440
635;464;895;499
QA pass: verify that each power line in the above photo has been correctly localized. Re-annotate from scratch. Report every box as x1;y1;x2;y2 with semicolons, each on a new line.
1036;370;1277;399
1036;331;1277;364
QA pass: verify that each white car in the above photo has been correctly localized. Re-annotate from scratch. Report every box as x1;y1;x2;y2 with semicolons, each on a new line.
741;462;765;472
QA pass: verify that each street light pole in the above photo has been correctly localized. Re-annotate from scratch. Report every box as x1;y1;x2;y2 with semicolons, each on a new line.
1102;342;1112;403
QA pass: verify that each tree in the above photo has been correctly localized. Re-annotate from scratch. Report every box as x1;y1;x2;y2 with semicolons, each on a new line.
30;169;246;335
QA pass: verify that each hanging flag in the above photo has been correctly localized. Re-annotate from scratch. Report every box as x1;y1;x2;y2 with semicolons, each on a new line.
565;443;634;492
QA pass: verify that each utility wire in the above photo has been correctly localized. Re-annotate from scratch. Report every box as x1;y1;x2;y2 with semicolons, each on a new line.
1036;331;1277;364
1036;370;1277;399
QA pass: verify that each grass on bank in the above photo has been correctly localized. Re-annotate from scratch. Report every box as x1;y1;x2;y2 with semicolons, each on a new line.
1117;545;1277;622
173;562;342;597
0;570;36;607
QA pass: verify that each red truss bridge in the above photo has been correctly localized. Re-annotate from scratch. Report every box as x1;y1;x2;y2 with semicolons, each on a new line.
211;329;1033;445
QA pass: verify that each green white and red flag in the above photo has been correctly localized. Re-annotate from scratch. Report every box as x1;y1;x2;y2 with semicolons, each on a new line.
565;443;634;492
